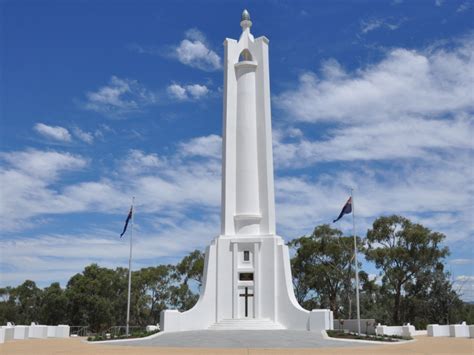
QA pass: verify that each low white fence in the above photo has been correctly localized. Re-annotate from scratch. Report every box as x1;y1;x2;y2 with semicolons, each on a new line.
0;326;14;343
13;325;29;339
0;323;70;343
427;322;472;338
375;323;416;337
333;319;376;335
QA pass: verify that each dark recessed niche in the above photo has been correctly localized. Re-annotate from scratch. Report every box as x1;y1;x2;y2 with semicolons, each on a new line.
239;272;254;281
243;250;250;261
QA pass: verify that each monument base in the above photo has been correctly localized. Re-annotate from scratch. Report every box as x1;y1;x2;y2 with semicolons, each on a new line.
161;234;333;332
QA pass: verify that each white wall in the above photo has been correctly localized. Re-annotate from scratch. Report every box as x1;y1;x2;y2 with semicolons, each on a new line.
427;324;450;337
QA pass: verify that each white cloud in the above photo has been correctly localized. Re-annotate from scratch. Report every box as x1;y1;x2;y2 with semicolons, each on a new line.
179;134;221;159
0;217;219;287
273;35;474;171
167;83;210;100
0;144;221;285
456;275;474;282
0;138;472;291
273;115;472;167
34;123;72;142
72;127;94;144
457;1;471;12
83;76;159;117
360;17;405;34
0;150;88;231
274;153;473;243
435;0;444;6
173;28;221;71
167;83;188;100
128;29;221;72
186;84;209;99
0;149;87;179
272;36;474;244
276;37;474;124
450;259;474;265
0;144;220;233
120;149;163;175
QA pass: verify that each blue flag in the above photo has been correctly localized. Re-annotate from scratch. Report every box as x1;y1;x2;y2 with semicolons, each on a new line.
120;206;133;237
333;197;352;223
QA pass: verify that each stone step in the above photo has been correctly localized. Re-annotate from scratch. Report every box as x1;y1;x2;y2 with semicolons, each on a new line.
208;318;285;330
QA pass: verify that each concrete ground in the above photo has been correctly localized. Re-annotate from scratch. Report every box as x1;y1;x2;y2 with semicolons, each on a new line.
112;330;373;348
0;335;473;354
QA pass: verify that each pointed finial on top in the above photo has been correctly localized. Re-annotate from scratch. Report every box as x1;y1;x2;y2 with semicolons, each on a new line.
240;9;252;31
241;9;250;21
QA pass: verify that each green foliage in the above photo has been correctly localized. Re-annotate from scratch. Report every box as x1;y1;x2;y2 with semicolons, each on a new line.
289;217;467;328
288;224;362;318
11;280;42;324
40;282;68;325
176;250;205;287
0;250;204;332
131;264;176;325
366;215;450;325
65;264;126;332
0;287;18;324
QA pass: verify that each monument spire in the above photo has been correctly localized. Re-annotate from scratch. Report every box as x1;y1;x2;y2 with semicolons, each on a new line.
240;9;252;32
160;10;333;333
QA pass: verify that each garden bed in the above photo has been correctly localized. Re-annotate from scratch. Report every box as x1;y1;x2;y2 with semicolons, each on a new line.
87;329;159;341
326;330;412;342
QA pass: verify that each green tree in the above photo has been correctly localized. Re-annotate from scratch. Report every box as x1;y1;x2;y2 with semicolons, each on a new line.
357;271;391;323
65;264;126;332
11;280;42;324
176;249;205;288
289;224;362;318
0;287;18;324
141;265;176;324
170;250;205;312
39;282;68;325
365;215;449;325
169;283;199;311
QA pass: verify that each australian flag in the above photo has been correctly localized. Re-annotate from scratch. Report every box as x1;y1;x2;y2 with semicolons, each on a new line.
120;206;133;237
333;197;352;223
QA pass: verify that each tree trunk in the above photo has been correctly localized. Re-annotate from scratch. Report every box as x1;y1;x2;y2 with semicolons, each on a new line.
348;296;352;319
330;293;338;319
393;285;401;325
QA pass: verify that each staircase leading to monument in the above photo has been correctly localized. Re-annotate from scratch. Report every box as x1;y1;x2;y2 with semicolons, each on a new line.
208;318;285;330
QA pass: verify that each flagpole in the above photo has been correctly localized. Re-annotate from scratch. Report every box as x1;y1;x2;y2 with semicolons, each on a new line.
126;196;135;337
351;188;361;335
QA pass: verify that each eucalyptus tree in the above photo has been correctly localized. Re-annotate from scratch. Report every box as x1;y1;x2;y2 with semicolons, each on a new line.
366;215;449;325
289;224;363;318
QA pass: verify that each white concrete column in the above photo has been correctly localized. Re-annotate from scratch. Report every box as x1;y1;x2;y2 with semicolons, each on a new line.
232;242;238;319
234;60;261;234
254;242;260;318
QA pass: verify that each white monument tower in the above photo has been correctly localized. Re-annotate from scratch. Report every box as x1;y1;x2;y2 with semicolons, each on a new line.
161;10;333;332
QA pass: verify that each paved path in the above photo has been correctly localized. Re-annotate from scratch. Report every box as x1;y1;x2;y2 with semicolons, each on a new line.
112;330;375;348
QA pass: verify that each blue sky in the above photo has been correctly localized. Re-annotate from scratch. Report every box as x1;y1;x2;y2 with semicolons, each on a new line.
1;0;473;301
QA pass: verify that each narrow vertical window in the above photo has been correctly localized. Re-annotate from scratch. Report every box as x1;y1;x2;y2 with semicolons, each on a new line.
243;250;250;261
